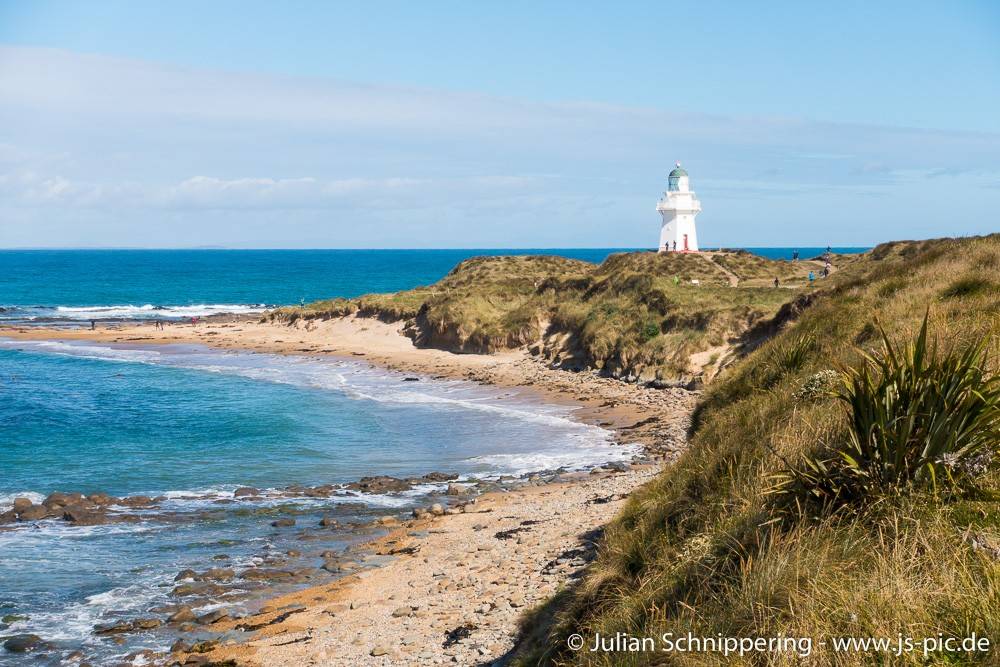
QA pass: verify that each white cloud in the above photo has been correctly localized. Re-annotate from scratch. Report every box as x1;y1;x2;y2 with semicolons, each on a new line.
1;46;999;247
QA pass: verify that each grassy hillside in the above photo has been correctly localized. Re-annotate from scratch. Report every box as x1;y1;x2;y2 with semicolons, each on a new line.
270;250;834;383
511;235;1000;666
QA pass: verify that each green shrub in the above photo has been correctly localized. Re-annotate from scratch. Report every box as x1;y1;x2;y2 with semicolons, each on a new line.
778;313;999;509
941;276;995;299
640;321;660;343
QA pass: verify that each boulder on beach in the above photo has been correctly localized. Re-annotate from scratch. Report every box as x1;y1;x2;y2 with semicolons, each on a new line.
16;505;49;521
195;567;235;582
11;497;32;513
118;495;156;507
3;634;44;653
233;486;260;497
168;606;197;624
42;492;84;508
62;505;108;525
197;609;229;625
418;471;459;483
93;620;133;635
171;582;226;597
271;518;295;527
345;476;413;493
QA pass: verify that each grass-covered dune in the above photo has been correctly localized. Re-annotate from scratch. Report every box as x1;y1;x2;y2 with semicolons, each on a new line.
511;234;1000;666
269;250;833;383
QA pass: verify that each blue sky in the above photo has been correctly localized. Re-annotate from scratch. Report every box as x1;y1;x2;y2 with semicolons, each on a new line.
1;1;998;248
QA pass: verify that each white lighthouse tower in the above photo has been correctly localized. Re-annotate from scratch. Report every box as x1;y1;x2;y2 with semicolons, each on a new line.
657;162;701;252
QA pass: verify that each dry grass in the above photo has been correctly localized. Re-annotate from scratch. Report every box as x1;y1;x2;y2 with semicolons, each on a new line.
511;235;1000;666
271;251;821;382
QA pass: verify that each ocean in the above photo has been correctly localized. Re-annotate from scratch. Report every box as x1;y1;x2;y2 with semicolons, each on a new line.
0;247;865;663
0;248;865;324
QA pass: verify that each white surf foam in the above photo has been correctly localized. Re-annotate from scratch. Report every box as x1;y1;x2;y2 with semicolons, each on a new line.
1;338;631;480
52;304;269;319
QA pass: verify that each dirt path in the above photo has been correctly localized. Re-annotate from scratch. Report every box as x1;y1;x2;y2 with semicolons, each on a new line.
700;252;740;286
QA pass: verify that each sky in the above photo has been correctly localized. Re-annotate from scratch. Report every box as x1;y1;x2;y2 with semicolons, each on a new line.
1;1;998;248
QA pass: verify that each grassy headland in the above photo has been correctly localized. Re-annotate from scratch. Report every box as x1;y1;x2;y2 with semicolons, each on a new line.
269;250;832;383
508;234;1000;665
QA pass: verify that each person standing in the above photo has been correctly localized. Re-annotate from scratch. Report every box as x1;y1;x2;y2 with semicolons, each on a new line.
773;277;780;288
808;271;815;286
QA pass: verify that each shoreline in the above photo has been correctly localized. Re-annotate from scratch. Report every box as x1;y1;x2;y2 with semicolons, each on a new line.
0;317;695;665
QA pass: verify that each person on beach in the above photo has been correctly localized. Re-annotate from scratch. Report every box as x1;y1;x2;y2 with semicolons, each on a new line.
792;250;799;261
808;271;815;286
773;277;780;288
672;240;677;251
90;319;95;330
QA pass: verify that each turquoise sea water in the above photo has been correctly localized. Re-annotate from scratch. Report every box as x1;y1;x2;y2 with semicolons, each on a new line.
0;248;865;324
0;248;866;663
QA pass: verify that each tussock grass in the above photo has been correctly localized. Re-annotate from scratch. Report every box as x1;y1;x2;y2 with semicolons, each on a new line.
511;235;1000;666
271;251;809;382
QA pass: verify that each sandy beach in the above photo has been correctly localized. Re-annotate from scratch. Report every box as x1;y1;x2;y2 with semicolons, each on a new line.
1;317;696;665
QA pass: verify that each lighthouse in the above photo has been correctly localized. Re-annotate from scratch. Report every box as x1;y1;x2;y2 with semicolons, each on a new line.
657;162;701;252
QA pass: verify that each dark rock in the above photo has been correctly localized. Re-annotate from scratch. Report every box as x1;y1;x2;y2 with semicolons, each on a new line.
63;505;107;525
195;568;235;582
174;569;197;581
42;492;84;508
168;606;197;623
240;568;294;581
3;634;43;653
319;515;338;527
131;617;162;630
345;475;413;493
271;518;295;527
419;471;459;483
233;487;259;498
87;493;118;506
171;582;225;597
197;609;229;625
17;505;49;521
0;509;17;524
169;639;191;654
94;620;133;635
402;377;420;382
118;495;155;507
189;639;219;653
11;498;32;513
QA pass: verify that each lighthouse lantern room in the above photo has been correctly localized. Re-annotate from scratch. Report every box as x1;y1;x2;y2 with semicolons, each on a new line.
657;162;701;252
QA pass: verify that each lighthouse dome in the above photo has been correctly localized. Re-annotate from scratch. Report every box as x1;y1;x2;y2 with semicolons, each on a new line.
667;163;689;192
